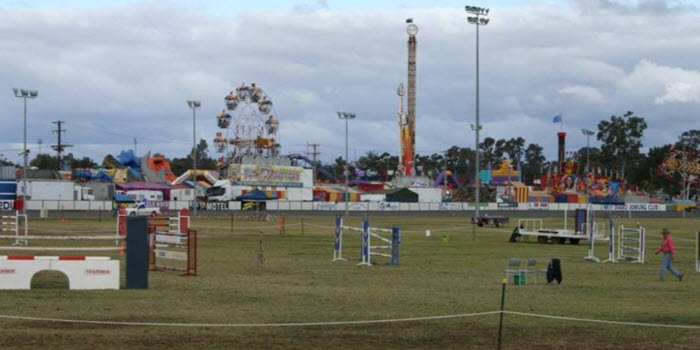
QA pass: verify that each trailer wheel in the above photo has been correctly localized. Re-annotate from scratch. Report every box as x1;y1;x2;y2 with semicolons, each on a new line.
553;237;566;244
569;238;580;245
537;236;548;243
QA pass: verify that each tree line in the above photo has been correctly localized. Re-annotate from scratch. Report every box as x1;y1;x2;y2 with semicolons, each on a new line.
16;112;699;197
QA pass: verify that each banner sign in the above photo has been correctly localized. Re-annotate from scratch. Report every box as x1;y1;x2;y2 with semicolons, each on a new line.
601;204;664;211
228;164;303;187
0;200;14;210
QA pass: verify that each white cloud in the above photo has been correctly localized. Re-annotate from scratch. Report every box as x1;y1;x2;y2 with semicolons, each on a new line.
559;85;605;104
655;81;700;104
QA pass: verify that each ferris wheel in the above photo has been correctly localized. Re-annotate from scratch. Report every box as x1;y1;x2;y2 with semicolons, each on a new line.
214;83;280;167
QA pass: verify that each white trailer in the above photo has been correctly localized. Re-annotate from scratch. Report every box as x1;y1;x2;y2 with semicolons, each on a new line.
514;219;606;245
74;186;95;200
170;188;195;202
20;180;75;201
126;190;163;202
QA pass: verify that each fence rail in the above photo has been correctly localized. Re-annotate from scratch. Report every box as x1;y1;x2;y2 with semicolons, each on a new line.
0;200;671;213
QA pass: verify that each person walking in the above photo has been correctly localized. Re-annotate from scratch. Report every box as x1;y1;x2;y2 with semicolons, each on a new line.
654;228;684;281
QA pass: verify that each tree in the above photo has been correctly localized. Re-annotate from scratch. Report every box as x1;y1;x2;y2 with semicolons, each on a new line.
479;137;498;167
597;111;648;178
29;154;59;170
170;139;216;175
71;156;97;169
504;137;526;164
678;129;700;152
523;143;546;183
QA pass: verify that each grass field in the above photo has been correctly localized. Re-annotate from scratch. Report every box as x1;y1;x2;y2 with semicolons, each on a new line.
0;213;698;349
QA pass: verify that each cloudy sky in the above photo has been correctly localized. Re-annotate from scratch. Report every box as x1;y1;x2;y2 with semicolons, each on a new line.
1;0;699;165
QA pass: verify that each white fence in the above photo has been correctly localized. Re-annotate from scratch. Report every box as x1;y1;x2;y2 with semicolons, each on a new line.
15;200;668;212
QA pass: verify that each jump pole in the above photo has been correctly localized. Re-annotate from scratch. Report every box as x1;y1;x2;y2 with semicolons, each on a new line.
584;220;600;262
332;215;346;261
602;217;617;263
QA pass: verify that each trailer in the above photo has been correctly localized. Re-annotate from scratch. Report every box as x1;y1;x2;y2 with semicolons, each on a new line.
471;216;509;227
513;219;607;245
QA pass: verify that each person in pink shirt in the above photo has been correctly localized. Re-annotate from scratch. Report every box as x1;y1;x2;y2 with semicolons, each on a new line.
654;228;684;281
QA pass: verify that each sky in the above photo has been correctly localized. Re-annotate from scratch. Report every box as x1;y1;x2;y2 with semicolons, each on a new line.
1;0;700;166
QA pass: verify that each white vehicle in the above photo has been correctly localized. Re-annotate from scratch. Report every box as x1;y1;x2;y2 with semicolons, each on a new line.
74;186;95;201
125;203;161;216
207;180;236;202
21;180;74;200
170;188;195;202
126;190;163;202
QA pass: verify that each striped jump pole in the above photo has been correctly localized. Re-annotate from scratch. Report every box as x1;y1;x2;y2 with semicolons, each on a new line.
332;215;346;262
602;217;617;263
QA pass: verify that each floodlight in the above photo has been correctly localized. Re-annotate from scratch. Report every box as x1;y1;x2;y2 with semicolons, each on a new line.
20;89;28;96
12;88;18;95
29;90;38;97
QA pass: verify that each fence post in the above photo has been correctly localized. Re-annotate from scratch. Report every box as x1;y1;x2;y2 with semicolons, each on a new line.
497;278;507;350
301;216;305;236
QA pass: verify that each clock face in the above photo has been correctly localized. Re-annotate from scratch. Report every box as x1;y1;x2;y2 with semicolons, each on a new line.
406;23;418;36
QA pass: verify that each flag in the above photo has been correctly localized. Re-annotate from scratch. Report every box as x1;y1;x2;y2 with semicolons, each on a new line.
552;115;562;123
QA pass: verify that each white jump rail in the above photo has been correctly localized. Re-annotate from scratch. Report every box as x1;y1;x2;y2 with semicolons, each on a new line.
617;225;645;263
0;211;28;246
333;215;400;266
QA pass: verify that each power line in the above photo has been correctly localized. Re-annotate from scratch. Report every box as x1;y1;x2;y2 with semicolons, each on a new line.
51;120;73;170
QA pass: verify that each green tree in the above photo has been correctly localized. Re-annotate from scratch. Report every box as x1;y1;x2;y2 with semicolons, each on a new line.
29;153;59;170
503;137;526;164
678;129;700;152
170;139;216;176
479;137;498;167
523;143;546;184
597;111;648;178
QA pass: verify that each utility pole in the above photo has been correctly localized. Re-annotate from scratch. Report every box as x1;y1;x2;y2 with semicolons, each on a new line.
306;142;320;183
133;138;138;156
51;120;73;171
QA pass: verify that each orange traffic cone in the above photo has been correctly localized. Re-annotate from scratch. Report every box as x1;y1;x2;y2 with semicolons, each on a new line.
60;217;66;223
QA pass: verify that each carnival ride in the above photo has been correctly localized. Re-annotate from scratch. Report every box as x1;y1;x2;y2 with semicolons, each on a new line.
288;154;335;181
214;83;280;171
434;170;459;188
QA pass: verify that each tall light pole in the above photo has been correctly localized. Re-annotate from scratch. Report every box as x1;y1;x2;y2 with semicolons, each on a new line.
581;129;595;175
581;128;595;205
466;5;489;219
13;88;38;216
337;112;356;216
187;100;201;216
